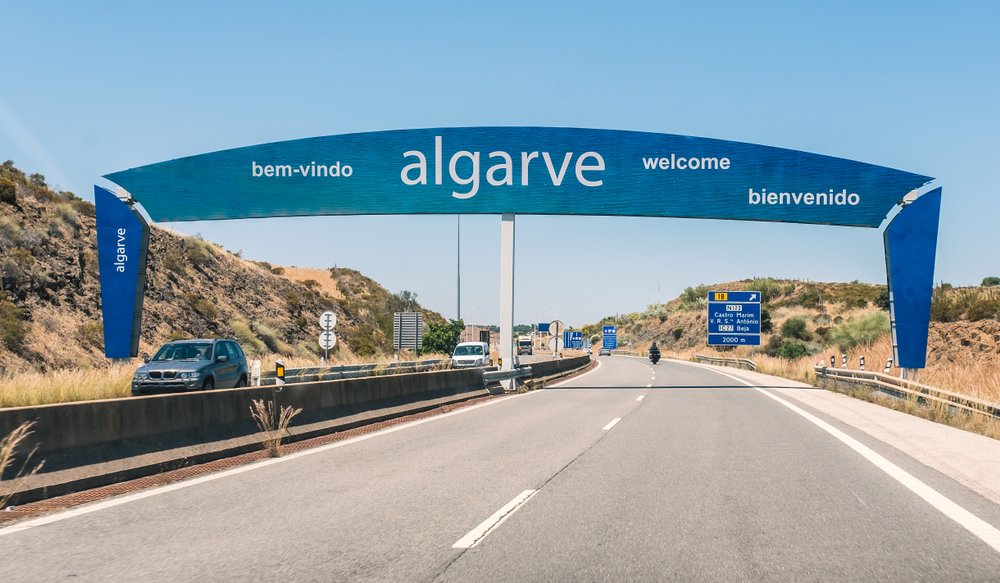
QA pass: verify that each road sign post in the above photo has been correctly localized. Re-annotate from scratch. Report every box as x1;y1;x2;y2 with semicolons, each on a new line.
602;325;618;350
707;291;762;347
549;320;563;359
319;310;337;361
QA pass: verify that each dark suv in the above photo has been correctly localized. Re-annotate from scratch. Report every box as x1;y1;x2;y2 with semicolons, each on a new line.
132;339;248;395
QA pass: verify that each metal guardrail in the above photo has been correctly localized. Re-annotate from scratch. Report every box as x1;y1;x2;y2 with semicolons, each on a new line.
695;354;757;371
260;359;451;385
482;366;533;384
814;366;1000;420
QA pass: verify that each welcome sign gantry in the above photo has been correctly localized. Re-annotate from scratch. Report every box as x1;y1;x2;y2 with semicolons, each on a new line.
95;127;940;377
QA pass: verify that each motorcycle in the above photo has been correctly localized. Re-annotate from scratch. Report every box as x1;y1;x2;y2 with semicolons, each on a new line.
649;343;661;364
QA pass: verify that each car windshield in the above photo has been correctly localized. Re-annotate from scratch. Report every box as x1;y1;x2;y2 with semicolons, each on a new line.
453;345;484;356
152;342;213;362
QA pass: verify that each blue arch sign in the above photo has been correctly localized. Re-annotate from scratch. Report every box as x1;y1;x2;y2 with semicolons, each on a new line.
97;127;940;368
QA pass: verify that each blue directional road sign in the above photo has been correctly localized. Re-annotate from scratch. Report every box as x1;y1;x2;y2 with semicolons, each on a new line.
602;325;618;350
707;291;762;346
537;322;550;333
564;330;583;349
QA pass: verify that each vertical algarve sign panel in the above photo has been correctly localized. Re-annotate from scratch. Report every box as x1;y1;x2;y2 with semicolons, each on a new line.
95;186;149;358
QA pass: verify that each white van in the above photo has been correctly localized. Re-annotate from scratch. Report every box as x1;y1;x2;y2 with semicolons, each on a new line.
451;341;490;368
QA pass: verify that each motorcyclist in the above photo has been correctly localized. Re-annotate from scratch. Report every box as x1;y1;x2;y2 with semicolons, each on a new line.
649;341;661;364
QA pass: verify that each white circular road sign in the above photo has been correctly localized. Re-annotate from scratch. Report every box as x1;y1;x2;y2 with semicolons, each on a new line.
319;331;337;351
319;311;337;331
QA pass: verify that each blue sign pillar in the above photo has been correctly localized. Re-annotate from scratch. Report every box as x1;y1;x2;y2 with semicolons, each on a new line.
884;188;941;369
95;186;149;358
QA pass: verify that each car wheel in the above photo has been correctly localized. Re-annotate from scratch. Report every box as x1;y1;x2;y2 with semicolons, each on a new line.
202;377;215;390
235;375;247;388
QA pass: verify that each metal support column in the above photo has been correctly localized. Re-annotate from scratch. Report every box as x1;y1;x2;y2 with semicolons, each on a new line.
499;213;515;389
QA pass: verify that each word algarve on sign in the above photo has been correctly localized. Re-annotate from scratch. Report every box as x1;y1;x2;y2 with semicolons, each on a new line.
400;135;606;199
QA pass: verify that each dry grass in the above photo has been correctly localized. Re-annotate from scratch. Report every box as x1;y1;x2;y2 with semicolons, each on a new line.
278;266;344;300
667;332;1000;404
0;366;136;408
0;352;456;410
0;421;44;507
249;398;303;457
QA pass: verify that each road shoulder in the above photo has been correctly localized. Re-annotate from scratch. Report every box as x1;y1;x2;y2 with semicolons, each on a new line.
672;359;1000;506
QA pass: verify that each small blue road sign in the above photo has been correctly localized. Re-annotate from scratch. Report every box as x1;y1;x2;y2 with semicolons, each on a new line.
602;325;618;350
707;291;762;346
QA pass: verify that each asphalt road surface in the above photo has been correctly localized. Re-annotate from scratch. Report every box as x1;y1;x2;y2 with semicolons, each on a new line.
3;356;1000;582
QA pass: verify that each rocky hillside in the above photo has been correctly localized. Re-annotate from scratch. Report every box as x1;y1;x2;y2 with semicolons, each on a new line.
0;161;443;371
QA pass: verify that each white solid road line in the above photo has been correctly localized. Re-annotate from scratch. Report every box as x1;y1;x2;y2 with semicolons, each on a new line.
548;358;602;388
0;390;541;538
452;489;538;549
602;418;622;431
636;395;645;401
697;362;1000;556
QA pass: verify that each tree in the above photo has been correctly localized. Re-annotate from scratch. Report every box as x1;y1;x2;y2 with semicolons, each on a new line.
761;308;774;334
875;287;890;310
780;317;810;341
776;340;810;360
421;319;464;355
982;276;1000;287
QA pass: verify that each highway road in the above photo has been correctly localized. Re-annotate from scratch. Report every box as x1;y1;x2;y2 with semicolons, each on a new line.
3;355;1000;581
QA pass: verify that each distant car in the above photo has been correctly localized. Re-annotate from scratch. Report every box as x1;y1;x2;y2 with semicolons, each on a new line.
451;341;490;368
598;347;612;356
132;339;248;395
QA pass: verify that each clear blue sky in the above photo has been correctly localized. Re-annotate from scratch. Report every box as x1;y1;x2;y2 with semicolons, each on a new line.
2;1;997;327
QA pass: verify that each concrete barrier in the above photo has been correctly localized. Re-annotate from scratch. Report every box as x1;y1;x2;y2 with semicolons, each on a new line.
528;355;591;379
0;368;484;475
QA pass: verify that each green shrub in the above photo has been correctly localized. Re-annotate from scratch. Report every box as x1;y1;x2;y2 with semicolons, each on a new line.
875;287;890;310
0;177;16;205
796;287;821;309
930;285;961;322
761;308;774;333
780;317;810;341
671;328;683;341
184;292;218;321
270;266;285;275
254;321;293;355
54;204;81;236
182;238;214;268
0;217;21;250
0;299;30;352
828;312;889;350
230;320;267;355
982;276;1000;287
421;319;464;355
776;340;810;360
967;298;1000;322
